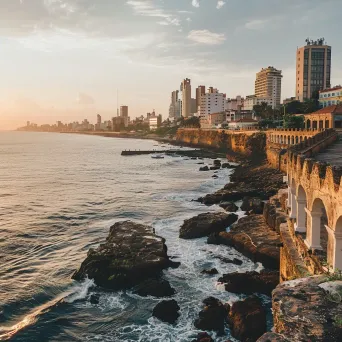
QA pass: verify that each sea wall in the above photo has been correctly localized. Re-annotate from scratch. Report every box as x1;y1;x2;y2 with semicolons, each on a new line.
176;129;266;157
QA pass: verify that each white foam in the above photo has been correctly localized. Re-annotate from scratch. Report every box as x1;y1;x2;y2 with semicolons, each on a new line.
64;277;95;303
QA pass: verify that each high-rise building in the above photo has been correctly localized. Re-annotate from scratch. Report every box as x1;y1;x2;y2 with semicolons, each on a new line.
199;88;225;119
120;106;129;127
296;38;331;102
255;66;282;109
169;90;181;119
196;85;206;108
180;78;191;118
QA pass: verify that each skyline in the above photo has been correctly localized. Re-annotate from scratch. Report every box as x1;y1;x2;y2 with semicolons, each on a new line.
1;0;342;130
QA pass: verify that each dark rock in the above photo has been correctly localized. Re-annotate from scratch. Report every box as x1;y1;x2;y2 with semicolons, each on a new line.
257;332;291;341
218;270;279;296
214;256;243;266
191;157;198;160
72;221;173;290
201;268;219;275
152;299;180;324
228;296;266;342
213;159;221;166
210;166;221;171
132;278;175;297
212;175;218;179
194;297;229;335
197;162;205;165
241;197;265;214
219;201;239;212
191;332;214;342
179;212;238;239
221;163;231;168
200;166;210;171
207;215;280;270
89;294;99;305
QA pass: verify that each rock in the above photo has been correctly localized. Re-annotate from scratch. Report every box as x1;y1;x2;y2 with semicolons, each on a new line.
207;215;280;270
72;221;173;290
191;332;214;342
241;197;265;214
219;201;239;212
212;175;218;179
272;275;342;342
228;296;266;342
132;278;175;297
152;299;180;324
218;270;279;296
191;157;198;160
197;162;205;165
221;163;231;168
179;212;238;239
214;256;243;266
257;332;291;341
194;297;229;335
210;166;221;171
201;268;219;275
213;159;221;166
89;294;99;304
200;166;210;171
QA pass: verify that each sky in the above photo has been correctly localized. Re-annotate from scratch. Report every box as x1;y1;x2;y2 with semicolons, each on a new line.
1;0;342;130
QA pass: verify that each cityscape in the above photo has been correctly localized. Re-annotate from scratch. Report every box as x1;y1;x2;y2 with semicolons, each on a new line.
20;37;342;133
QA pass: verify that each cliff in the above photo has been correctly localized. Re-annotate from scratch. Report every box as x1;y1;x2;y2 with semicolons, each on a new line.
176;129;266;158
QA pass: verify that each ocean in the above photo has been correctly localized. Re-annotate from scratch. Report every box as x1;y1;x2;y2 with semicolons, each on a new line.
0;132;265;342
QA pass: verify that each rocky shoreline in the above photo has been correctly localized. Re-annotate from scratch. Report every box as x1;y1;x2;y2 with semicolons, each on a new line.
71;149;291;341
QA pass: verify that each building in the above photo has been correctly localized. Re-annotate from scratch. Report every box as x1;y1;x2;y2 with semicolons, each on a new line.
149;114;162;130
120;106;129;127
95;114;102;130
303;104;342;129
190;98;197;115
296;38;331;102
181;78;191;118
255;66;282;109
283;97;297;105
196;85;206;108
228;118;259;130
225;96;244;111
169;90;181;119
112;116;124;132
319;86;342;108
199;88;225;120
244;95;274;111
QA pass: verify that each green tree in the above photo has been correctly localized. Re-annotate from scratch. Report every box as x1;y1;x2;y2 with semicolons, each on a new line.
253;102;274;119
284;115;304;128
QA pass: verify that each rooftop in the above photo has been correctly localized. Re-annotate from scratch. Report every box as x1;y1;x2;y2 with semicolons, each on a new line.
319;86;342;93
307;104;342;115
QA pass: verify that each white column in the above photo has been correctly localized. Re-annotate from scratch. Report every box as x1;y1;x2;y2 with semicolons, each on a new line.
289;192;297;219
294;199;306;233
287;186;291;208
305;210;322;249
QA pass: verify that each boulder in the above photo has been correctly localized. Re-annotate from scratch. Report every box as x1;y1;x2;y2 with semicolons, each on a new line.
228;296;267;342
194;297;229;335
132;278;175;297
191;332;214;342
72;221;174;291
201;268;219;275
218;270;279;296
213;256;243;266
212;175;218;179
221;162;231;168
241;197;264;214
152;299;180;324
210;166;221;171
257;332;291;341
213;159;221;166
219;201;239;212
200;166;210;171
89;293;99;305
179;212;238;239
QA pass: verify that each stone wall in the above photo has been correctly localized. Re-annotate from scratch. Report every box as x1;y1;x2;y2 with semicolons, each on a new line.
176;128;266;157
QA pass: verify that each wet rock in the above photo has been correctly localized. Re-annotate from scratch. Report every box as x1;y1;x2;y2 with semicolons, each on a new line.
179;212;238;239
257;332;291;341
218;270;279;296
212;175;218;179
210;166;221;171
152;299;180;324
228;296;266;342
194;297;229;335
201;268;219;275
191;332;214;342
197;162;205;165
213;159;221;166
191;157;198;160
241;197;265;214
219;201;239;212
72;221;173;291
272;275;342;342
221;162;231;168
89;293;99;305
207;215;280;269
214;256;243;266
200;166;210;171
132;278;175;297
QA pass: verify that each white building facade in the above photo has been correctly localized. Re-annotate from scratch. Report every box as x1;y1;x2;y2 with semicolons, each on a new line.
199;90;225;119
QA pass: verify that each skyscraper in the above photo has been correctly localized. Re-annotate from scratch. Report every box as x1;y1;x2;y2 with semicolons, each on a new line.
255;66;282;109
296;38;331;102
180;78;191;118
169;90;181;119
196;85;206;108
120;106;129;127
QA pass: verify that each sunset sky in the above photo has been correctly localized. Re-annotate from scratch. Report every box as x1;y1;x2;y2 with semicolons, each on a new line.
1;0;342;130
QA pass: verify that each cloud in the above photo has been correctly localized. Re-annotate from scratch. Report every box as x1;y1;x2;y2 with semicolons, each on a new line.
192;0;200;8
244;19;268;30
126;0;180;26
187;29;225;45
76;92;95;105
216;1;226;9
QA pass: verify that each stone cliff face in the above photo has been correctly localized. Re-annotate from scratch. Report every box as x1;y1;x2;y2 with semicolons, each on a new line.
176;129;266;157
